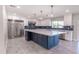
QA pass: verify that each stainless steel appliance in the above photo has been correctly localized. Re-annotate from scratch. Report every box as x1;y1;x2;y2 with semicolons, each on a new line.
8;19;24;39
14;20;24;37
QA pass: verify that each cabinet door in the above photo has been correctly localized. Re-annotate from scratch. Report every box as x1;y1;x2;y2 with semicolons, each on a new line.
39;34;48;48
32;33;38;43
48;36;55;49
25;31;32;41
32;33;48;49
48;35;59;49
25;31;28;41
53;35;59;45
37;34;43;44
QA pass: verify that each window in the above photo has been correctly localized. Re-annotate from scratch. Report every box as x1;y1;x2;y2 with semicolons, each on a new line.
52;21;64;28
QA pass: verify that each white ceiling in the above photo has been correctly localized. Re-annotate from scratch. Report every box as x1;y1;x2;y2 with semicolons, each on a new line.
6;5;79;18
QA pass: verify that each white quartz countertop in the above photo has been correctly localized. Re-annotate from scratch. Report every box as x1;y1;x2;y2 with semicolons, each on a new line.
24;29;67;36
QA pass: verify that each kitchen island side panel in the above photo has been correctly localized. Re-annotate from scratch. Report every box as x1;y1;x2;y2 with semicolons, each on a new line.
25;31;32;41
48;35;60;49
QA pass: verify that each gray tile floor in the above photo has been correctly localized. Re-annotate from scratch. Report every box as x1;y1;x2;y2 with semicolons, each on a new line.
6;37;79;54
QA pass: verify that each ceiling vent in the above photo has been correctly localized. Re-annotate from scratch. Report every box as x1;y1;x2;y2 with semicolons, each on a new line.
9;5;20;8
9;5;17;8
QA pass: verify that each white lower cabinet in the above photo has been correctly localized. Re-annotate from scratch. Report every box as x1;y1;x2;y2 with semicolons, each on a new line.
65;31;73;41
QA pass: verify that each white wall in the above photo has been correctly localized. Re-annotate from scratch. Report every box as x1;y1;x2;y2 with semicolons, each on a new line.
8;15;26;20
64;14;73;41
64;14;72;25
36;17;64;26
8;15;27;26
24;16;64;26
0;6;7;53
72;14;79;41
23;18;28;26
36;19;51;26
64;13;79;41
53;16;64;21
24;19;51;26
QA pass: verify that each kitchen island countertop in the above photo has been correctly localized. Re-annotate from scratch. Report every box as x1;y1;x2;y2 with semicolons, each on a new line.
24;29;67;36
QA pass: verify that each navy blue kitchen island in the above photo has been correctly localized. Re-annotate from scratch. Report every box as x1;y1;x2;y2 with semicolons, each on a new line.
25;29;65;49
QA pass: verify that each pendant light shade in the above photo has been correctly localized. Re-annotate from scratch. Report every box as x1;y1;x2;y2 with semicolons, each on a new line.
50;5;54;17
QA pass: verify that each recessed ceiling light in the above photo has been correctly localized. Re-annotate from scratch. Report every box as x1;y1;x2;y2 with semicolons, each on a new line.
50;14;54;17
16;6;20;8
27;16;30;18
65;9;70;13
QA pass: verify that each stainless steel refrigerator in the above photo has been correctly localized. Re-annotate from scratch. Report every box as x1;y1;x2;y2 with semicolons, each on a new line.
8;19;24;39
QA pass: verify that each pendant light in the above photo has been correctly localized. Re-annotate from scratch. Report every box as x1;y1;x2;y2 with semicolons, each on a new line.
50;5;54;17
38;10;43;20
